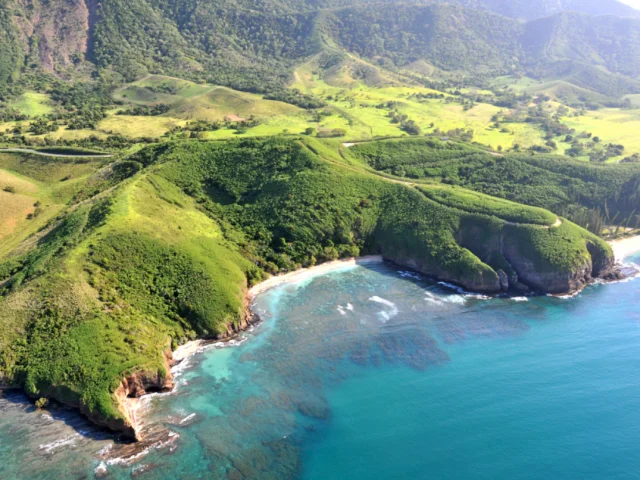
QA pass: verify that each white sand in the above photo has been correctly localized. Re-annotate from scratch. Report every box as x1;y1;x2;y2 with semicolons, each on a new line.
248;255;383;298
173;340;207;363
609;235;640;262
171;256;384;364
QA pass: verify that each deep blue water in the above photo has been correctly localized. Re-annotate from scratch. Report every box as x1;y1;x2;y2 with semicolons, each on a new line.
1;253;639;479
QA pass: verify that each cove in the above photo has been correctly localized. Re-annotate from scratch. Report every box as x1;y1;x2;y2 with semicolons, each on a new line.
1;253;639;479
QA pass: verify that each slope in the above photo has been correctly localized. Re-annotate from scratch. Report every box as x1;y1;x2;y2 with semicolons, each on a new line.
0;137;616;439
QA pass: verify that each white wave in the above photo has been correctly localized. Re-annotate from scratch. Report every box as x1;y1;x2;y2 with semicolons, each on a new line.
179;413;196;425
106;432;180;466
369;296;396;308
550;291;580;300
211;337;248;349
424;291;444;305
337;306;346;316
346;303;354;311
131;465;149;476
437;282;492;302
424;296;444;305
369;296;399;322
41;413;53;422
441;295;466;305
97;444;113;456
511;297;529;302
398;270;421;280
467;294;491;300
39;434;79;454
171;356;192;377
94;462;108;477
438;281;466;293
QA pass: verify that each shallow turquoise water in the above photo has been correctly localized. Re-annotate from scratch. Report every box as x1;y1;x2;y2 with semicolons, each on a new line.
1;254;639;479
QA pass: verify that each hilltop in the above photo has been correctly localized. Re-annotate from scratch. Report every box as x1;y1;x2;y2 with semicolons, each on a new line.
0;137;619;438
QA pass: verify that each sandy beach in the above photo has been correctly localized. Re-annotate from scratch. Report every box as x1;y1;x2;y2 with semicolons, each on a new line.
248;255;384;298
609;235;640;262
171;256;383;365
171;240;640;365
173;340;208;363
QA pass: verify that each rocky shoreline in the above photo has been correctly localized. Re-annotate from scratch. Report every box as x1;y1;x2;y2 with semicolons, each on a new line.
15;240;639;444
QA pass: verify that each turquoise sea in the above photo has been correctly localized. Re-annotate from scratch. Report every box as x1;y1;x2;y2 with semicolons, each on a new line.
1;252;639;479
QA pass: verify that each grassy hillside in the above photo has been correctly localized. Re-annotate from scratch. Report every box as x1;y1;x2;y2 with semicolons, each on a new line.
0;137;615;436
347;138;640;234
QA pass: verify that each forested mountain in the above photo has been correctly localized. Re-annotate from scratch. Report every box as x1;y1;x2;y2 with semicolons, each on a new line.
439;0;640;21
153;0;640;19
2;0;640;96
523;13;640;78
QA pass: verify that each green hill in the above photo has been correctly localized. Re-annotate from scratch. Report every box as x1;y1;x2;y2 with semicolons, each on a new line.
0;137;616;437
347;138;640;234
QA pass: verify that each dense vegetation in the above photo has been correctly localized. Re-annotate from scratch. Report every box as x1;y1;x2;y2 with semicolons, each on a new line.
348;138;640;234
2;0;640;99
0;0;637;442
0;0;22;89
0;137;615;432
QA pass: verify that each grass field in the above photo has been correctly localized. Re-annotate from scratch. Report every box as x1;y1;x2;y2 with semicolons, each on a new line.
0;152;108;256
294;72;547;148
114;76;301;121
100;115;185;137
563;108;640;162
0;189;36;241
6;92;54;117
1;73;639;159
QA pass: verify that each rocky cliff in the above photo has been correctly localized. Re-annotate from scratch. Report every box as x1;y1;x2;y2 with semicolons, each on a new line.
379;211;617;295
9;0;92;74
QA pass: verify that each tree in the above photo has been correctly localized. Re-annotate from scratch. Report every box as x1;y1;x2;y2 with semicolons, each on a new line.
304;127;315;135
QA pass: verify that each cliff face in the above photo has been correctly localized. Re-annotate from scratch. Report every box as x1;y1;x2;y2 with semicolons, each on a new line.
379;213;617;296
378;251;503;293
10;0;91;73
31;349;175;441
111;353;176;440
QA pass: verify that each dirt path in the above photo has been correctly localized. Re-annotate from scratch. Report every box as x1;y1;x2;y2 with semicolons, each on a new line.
335;145;562;229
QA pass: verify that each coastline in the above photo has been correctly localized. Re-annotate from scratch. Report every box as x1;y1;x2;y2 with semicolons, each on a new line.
173;240;640;365
609;235;640;262
135;243;640;441
248;255;384;298
172;255;384;363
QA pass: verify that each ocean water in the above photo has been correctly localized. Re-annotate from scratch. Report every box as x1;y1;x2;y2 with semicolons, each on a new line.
1;253;639;480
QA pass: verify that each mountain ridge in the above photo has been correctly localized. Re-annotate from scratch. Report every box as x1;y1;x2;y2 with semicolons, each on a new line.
2;0;640;97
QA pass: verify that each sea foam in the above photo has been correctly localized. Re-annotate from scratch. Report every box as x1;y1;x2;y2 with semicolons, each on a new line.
369;296;399;322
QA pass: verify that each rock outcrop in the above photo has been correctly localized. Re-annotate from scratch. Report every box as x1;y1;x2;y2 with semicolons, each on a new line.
11;0;91;73
380;214;618;295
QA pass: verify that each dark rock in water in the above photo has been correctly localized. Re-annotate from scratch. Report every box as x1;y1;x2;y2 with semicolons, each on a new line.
226;468;243;480
498;270;509;291
514;282;531;294
604;265;638;282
